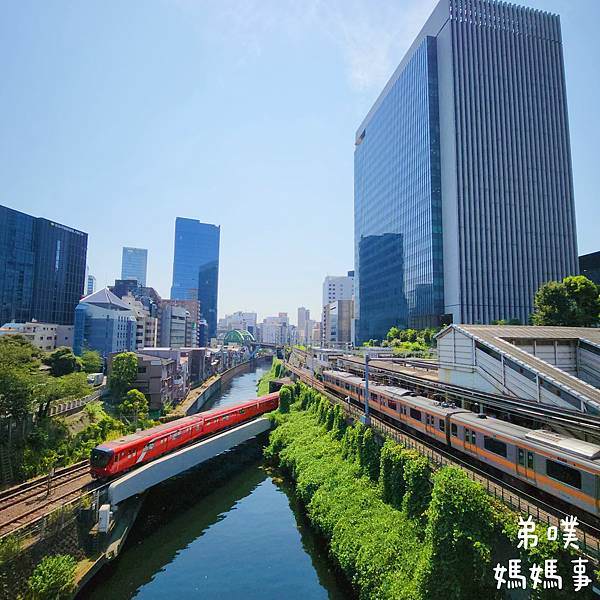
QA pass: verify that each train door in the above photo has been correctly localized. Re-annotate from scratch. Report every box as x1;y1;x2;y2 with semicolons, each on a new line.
516;447;536;482
464;428;478;455
425;413;435;436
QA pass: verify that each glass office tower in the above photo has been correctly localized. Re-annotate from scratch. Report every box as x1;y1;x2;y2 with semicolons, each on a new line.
0;205;88;326
171;218;220;340
354;0;578;343
121;247;148;286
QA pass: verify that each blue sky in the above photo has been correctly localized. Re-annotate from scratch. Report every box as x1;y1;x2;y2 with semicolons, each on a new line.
1;0;598;324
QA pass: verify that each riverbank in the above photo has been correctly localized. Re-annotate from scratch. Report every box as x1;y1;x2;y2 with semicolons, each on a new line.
265;381;591;600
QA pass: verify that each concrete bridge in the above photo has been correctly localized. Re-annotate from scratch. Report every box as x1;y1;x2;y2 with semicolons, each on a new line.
97;417;272;542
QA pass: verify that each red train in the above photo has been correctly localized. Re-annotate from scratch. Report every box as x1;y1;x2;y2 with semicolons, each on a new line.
90;392;279;479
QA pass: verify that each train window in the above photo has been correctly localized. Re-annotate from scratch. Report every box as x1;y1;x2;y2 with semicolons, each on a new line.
484;436;507;457
239;409;246;414
546;459;581;489
388;400;397;411
471;432;477;444
465;428;469;441
518;448;525;466
410;408;421;421
439;420;445;432
527;452;534;470
222;415;230;421
147;443;154;450
451;424;457;437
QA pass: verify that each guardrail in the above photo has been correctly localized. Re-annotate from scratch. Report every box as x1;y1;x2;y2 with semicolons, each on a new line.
49;386;106;417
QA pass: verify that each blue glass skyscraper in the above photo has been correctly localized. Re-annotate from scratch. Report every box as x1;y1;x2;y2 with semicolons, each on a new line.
354;0;578;343
0;205;87;326
121;247;148;286
171;218;220;340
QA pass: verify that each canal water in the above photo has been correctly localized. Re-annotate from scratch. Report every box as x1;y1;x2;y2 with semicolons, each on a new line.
79;362;352;600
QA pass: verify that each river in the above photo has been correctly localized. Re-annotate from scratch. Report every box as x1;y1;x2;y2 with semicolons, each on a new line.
79;361;352;600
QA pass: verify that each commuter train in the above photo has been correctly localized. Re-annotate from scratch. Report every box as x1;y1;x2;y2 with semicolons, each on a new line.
323;370;600;517
90;392;279;479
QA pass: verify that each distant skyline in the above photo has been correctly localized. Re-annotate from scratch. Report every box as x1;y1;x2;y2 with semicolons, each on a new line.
2;0;598;323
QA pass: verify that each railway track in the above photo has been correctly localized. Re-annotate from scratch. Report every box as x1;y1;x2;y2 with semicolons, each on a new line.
0;461;98;536
335;355;600;436
287;363;600;563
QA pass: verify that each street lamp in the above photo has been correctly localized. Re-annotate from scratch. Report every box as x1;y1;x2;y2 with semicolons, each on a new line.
360;353;371;426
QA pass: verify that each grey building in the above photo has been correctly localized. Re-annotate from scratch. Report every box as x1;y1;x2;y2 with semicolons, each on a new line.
121;247;148;286
354;0;578;343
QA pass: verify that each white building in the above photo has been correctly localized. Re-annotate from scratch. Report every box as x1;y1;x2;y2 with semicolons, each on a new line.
0;321;74;352
120;293;158;349
217;311;258;338
260;313;292;345
322;272;354;307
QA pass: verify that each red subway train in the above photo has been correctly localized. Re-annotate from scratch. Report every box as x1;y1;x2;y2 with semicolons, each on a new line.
90;392;279;479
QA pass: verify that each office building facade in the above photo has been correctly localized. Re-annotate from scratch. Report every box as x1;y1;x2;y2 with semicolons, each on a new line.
0;205;87;326
322;273;354;307
354;0;578;343
171;218;220;340
73;288;136;357
121;247;148;286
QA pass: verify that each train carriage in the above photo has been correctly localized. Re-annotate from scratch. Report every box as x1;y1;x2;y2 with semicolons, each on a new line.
321;368;600;517
90;392;279;479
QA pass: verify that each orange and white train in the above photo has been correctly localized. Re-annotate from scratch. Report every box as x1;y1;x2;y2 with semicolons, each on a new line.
323;369;600;517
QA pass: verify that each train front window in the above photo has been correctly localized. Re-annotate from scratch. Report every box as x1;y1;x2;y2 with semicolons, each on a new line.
91;449;112;468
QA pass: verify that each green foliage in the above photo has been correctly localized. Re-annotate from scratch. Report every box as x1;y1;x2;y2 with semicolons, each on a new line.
80;349;103;374
0;535;22;566
109;352;138;398
0;335;43;366
278;385;292;413
0;366;36;421
44;347;81;376
358;427;380;480
417;467;496;600
402;451;431;523
257;358;283;395
379;440;408;509
532;275;600;327
119;388;149;420
27;554;76;600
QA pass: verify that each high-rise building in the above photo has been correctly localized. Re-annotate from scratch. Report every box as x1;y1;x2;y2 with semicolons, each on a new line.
171;218;220;340
297;307;310;344
86;273;96;296
0;205;87;326
322;273;354;307
121;247;148;286
322;300;353;348
580;252;600;286
354;0;578;343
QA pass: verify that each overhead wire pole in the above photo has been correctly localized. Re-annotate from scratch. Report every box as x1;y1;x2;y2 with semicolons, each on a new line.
361;353;371;426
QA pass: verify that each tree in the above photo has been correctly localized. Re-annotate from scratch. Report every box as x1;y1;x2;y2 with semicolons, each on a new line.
278;385;292;413
0;367;36;422
37;373;91;418
27;554;77;600
0;334;42;367
80;350;103;374
109;352;138;398
532;276;600;327
119;388;148;420
386;326;401;342
44;347;81;376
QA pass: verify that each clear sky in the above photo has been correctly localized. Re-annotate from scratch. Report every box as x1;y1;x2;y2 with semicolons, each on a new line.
1;0;598;325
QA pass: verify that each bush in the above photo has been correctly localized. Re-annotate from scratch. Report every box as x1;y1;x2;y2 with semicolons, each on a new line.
278;385;292;413
109;352;138;398
27;554;77;599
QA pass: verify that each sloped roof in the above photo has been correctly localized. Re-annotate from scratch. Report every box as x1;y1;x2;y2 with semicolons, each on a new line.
80;287;133;310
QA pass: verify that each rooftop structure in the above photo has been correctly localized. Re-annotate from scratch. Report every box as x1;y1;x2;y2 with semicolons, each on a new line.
436;325;600;413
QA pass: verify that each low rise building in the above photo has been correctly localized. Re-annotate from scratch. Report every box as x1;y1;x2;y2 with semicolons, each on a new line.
0;321;74;351
73;288;136;357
